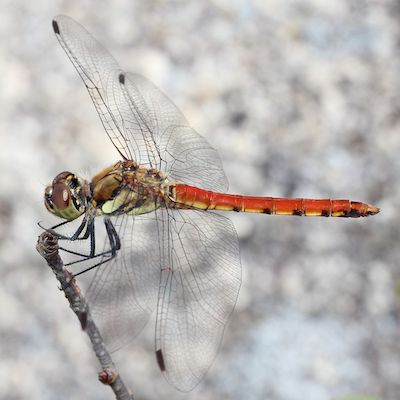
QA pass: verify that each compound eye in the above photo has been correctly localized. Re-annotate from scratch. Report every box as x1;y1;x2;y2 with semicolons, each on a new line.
51;182;70;209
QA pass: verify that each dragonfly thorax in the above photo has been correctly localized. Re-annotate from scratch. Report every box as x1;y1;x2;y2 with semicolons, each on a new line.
91;160;169;216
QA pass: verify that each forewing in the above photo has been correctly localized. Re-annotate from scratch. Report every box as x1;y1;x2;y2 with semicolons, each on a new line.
85;214;161;350
53;15;140;162
120;73;229;191
53;14;228;191
154;209;241;391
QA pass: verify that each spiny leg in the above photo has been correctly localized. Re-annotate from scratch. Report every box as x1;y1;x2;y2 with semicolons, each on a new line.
73;218;120;277
59;217;97;262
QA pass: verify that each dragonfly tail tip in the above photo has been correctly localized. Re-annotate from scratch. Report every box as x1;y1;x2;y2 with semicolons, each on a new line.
366;204;380;216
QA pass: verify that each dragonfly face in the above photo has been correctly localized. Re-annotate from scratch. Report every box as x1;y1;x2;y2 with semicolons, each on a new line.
44;171;89;221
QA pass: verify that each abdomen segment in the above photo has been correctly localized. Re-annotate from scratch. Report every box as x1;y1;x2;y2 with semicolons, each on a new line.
172;184;379;217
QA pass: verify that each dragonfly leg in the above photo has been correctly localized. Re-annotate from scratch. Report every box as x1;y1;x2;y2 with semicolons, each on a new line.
56;217;96;262
38;215;90;241
61;217;120;262
104;217;121;253
41;216;120;276
72;218;120;277
60;219;99;264
72;251;117;277
62;247;113;265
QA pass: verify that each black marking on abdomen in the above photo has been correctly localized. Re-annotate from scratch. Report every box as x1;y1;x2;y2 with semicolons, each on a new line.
292;210;303;216
262;208;271;214
156;349;166;371
348;209;361;218
321;209;330;217
232;206;241;212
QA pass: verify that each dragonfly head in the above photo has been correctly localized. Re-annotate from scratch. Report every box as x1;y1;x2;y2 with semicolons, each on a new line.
44;172;89;220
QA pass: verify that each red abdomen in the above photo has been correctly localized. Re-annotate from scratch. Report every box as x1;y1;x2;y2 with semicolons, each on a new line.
172;184;379;218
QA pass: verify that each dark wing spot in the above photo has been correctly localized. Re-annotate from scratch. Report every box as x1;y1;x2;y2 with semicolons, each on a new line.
119;73;125;85
156;349;166;371
52;20;60;34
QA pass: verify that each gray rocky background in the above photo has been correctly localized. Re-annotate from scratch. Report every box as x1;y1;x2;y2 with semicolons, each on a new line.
0;1;398;399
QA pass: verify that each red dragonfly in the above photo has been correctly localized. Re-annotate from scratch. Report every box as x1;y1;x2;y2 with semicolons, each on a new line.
44;15;379;391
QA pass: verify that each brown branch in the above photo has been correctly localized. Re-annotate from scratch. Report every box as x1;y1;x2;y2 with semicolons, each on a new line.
36;231;134;400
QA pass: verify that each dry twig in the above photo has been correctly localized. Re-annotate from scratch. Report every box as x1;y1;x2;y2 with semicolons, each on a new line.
36;231;134;400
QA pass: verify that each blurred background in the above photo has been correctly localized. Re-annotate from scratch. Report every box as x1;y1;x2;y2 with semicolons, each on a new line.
0;1;398;399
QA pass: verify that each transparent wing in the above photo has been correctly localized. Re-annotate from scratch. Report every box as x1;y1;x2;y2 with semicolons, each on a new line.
155;208;241;391
85;214;161;350
85;207;241;391
53;15;131;161
120;73;228;191
53;15;228;191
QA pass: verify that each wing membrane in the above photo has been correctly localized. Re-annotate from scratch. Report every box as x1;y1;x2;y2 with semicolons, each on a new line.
53;16;132;161
155;209;241;391
120;72;228;191
53;16;228;191
86;214;161;350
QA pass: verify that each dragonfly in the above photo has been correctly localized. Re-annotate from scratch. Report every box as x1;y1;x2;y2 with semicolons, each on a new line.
44;15;379;392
